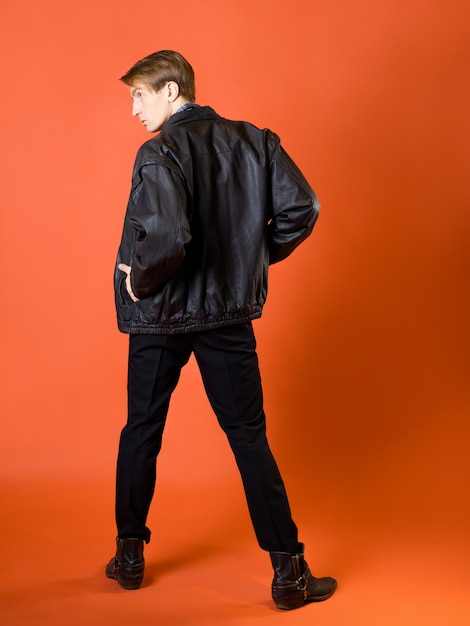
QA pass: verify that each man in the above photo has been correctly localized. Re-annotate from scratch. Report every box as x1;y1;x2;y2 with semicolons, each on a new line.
106;50;336;611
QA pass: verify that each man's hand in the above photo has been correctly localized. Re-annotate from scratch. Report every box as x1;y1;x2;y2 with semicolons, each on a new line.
118;263;140;302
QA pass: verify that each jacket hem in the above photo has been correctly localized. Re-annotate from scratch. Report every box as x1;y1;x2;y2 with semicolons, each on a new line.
117;311;262;335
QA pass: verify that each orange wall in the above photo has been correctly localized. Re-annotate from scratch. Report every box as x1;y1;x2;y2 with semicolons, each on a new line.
0;0;469;537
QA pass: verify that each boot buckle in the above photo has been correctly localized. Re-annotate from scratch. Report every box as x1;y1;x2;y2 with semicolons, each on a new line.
296;574;308;600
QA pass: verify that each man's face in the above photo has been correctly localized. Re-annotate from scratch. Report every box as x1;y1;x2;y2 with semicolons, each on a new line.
130;83;172;133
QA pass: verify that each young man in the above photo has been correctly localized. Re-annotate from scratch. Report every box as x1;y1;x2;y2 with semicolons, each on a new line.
106;50;337;611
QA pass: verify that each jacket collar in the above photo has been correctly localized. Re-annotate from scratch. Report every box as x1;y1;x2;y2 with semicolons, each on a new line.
163;105;220;130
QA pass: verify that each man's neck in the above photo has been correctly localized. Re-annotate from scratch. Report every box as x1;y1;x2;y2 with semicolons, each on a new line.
171;97;191;115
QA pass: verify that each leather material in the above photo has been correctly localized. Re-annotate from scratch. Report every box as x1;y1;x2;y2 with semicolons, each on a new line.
105;537;145;590
115;105;319;335
270;543;337;610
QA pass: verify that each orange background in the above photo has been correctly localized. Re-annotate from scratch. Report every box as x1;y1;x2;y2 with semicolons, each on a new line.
1;1;469;624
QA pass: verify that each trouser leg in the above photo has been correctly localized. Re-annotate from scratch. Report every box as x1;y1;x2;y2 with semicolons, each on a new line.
115;333;191;543
193;323;299;554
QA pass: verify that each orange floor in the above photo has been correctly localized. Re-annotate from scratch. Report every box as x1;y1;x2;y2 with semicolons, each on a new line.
1;477;469;626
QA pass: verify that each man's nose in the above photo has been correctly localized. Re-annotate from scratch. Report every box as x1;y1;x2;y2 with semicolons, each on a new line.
132;101;141;116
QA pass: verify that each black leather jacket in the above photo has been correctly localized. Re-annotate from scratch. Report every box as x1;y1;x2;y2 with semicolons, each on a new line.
115;105;319;334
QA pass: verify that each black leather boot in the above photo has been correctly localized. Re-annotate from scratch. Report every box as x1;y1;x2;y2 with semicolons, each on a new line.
106;537;145;590
270;543;337;610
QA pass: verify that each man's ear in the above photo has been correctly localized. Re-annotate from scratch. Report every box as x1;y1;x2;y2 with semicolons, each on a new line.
166;81;180;102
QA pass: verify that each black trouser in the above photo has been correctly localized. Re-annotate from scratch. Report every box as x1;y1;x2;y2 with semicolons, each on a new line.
115;322;299;553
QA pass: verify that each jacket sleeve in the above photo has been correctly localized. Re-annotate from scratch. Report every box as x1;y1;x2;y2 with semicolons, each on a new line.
127;156;191;299
268;136;320;264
